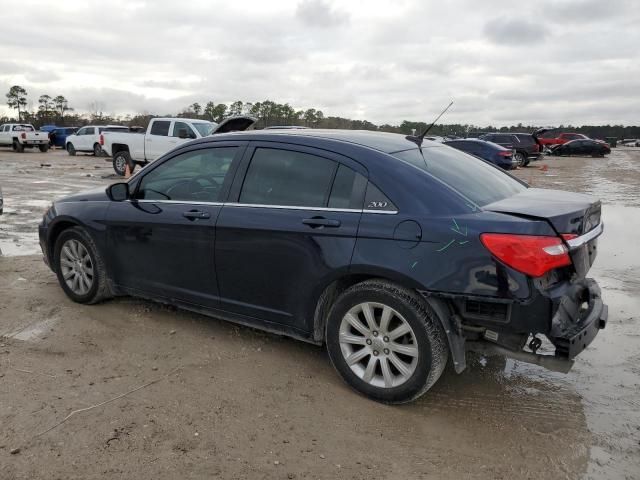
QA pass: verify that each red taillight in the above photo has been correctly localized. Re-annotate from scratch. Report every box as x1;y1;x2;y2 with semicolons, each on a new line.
480;233;572;277
21;132;26;139
561;233;578;241
498;150;512;157
100;134;104;145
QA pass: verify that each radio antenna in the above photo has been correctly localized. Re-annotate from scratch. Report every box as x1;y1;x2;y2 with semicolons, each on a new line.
406;100;454;147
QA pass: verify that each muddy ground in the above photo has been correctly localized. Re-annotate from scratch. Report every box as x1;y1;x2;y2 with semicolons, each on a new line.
0;147;639;479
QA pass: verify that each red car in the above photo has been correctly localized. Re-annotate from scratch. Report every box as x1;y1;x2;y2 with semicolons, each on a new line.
534;130;589;148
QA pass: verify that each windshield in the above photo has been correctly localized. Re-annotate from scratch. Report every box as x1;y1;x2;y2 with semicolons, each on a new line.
393;146;527;207
193;122;215;137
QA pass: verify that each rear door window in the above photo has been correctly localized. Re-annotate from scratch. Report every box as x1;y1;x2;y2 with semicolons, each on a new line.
85;127;95;135
239;148;336;208
328;164;367;209
393;146;526;207
150;121;171;136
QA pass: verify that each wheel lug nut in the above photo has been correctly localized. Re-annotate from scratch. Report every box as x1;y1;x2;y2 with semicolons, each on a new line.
373;331;378;337
383;348;390;355
373;350;379;356
366;339;372;345
383;336;389;342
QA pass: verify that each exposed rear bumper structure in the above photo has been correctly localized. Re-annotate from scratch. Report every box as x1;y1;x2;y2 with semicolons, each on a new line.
549;278;607;359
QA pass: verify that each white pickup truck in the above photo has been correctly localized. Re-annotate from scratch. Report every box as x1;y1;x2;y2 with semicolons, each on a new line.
103;116;255;176
0;123;50;152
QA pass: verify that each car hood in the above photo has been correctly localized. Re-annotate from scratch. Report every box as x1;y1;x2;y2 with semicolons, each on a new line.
57;186;110;203
211;116;257;134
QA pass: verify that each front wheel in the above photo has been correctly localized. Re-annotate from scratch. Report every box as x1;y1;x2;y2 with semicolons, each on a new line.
39;144;49;153
113;151;134;176
53;227;111;304
66;143;76;156
326;280;448;404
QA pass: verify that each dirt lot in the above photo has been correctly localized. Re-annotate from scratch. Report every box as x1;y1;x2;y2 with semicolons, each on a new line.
1;147;639;479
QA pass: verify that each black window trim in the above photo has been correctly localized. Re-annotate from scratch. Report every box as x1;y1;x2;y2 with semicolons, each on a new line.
129;141;249;203
224;141;398;214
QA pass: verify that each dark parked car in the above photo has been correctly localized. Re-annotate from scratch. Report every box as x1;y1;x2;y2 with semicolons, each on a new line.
49;127;78;148
443;138;515;169
0;185;3;215
480;133;542;166
551;139;611;157
39;130;607;403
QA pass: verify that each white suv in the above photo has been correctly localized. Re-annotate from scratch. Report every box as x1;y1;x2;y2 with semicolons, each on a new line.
65;125;129;156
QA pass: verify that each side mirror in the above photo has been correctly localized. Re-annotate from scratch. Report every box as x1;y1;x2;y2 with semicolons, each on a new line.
178;128;190;139
107;182;129;202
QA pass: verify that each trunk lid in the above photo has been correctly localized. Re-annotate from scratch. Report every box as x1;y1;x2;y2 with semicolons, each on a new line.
484;188;600;235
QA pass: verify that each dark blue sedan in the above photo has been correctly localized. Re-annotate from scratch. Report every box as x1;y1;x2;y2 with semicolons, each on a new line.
39;130;607;403
444;138;515;169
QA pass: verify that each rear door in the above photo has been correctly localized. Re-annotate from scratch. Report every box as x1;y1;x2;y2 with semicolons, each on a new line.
106;142;246;308
215;142;366;333
146;120;172;160
79;127;95;151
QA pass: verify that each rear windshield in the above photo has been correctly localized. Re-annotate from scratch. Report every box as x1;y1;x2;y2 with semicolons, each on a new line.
393;146;526;207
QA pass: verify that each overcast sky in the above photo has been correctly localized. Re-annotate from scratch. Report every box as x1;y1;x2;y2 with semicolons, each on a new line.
1;0;638;126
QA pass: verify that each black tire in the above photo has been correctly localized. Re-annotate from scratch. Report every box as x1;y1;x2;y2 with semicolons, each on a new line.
39;144;49;153
93;143;102;156
66;143;76;156
113;150;134;176
13;140;24;153
325;279;448;404
53;226;111;304
513;151;525;167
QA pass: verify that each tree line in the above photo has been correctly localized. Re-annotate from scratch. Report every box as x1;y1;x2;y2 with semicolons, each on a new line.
4;85;640;140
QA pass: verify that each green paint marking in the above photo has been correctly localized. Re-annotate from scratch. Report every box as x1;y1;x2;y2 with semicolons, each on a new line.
452;218;459;230
436;239;455;252
458;240;469;245
411;261;418;269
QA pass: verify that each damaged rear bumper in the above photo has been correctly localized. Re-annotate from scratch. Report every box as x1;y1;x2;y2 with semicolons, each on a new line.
549;278;607;359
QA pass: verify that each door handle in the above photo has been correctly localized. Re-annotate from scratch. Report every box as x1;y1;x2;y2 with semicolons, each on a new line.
302;217;341;228
183;210;211;220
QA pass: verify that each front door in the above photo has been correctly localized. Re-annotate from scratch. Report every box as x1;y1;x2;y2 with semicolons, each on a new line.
106;143;244;308
215;143;366;333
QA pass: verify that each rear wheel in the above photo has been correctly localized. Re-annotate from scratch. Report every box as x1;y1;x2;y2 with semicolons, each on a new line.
53;227;111;304
66;143;76;156
326;280;448;404
93;143;102;156
513;151;525;167
39;144;49;153
13;140;24;153
113;150;134;176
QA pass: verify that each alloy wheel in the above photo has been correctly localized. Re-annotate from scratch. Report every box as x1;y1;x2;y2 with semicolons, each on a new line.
339;302;419;388
59;239;94;295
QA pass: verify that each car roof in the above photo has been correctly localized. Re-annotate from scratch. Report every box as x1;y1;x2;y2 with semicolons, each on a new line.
211;129;440;154
154;117;213;123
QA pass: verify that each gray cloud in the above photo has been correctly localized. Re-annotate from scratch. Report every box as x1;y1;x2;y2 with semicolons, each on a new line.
0;0;638;126
483;18;547;45
296;0;348;28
